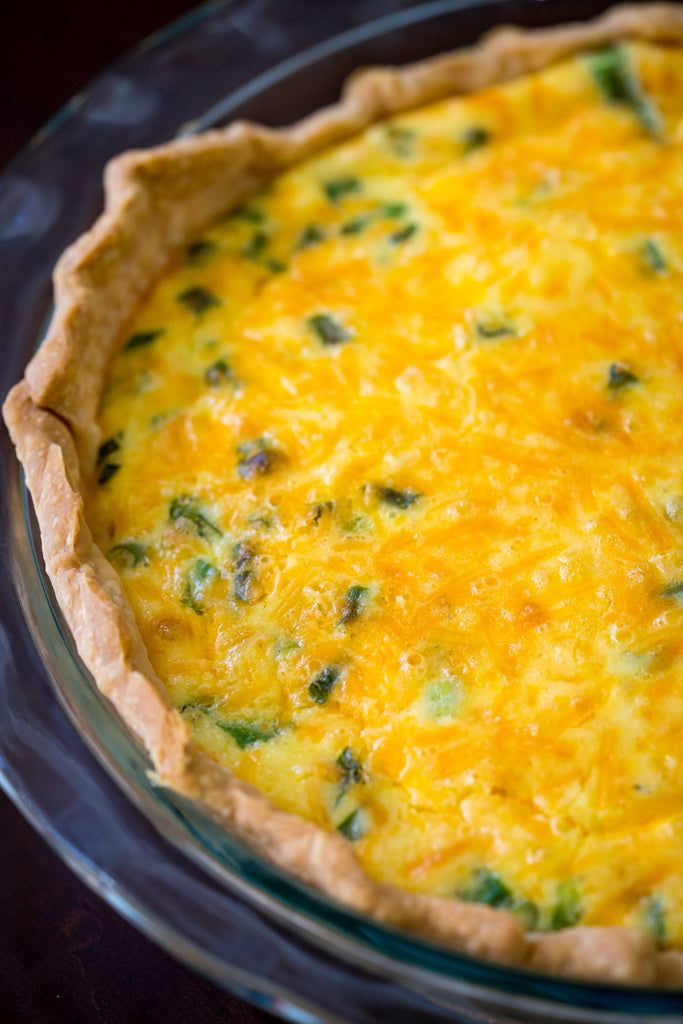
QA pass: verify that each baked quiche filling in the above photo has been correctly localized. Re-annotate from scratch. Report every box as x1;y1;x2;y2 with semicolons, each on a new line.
91;42;683;945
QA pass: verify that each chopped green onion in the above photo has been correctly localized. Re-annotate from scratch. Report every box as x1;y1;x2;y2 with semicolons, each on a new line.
512;900;540;930
98;463;120;485
458;868;538;927
337;808;366;841
124;328;165;351
607;362;639;390
265;258;287;274
389;223;418;245
273;636;300;658
312;500;335;524
475;319;516;340
237;438;280;480
341;214;372;236
587;45;662;137
204;358;233;386
241;231;269;261
337;747;364;800
177;286;220;315
381;201;408;218
97;435;121;466
309;665;341;705
217;721;278;748
232;205;264;223
182;558;218;615
295;224;325;250
376;485;421;509
109;541;149;568
323;176;362;204
169;495;222;539
662;579;683;604
460;125;491;154
187;239;217;262
550;880;582;930
640;238;667;274
232;541;257;603
307;313;353;347
425;676;462;719
641;895;666;946
384;125;415;158
181;704;278;747
459;868;512;908
339;585;369;626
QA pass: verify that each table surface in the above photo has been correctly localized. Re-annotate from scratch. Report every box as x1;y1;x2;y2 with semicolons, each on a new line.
1;2;281;1021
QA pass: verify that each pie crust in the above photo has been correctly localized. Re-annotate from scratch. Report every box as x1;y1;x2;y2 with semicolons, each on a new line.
5;3;683;985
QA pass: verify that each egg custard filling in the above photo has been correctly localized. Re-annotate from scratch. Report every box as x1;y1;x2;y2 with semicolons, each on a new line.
91;42;683;946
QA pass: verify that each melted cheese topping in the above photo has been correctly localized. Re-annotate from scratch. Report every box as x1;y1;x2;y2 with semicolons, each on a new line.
91;43;683;944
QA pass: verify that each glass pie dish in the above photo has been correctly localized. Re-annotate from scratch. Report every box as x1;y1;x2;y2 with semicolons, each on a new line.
1;0;682;1020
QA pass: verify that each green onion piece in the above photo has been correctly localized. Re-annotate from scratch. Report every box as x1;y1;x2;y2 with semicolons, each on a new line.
312;500;335;524
169;495;222;539
640;238;667;274
181;704;278;747
182;558;218;615
124;328;165;351
587;45;662;137
237;439;280;480
232;541;256;603
295;224;325;250
177;286;220;315
512;900;540;930
204;359;232;386
460;868;512;908
232;205;264;223
662;580;683;604
274;636;300;657
384;125;415;158
217;721;278;748
641;895;666;946
241;231;269;261
265;258;287;274
109;541;149;568
337;808;366;841
309;665;341;705
381;202;408;218
389;223;418;245
97;435;121;466
550;880;582;930
475;319;516;340
607;362;639;390
376;485;421;509
341;214;372;236
323;176;362;203
187;239;217;262
460;125;491;154
458;868;538;927
307;313;353;347
337;746;364;800
425;676;461;719
98;463;121;485
339;585;369;626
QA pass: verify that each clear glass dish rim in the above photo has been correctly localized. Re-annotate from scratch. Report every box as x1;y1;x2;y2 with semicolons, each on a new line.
5;0;683;1017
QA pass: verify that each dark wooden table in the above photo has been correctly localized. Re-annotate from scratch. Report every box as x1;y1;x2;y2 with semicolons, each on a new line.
0;792;273;1024
1;4;281;1020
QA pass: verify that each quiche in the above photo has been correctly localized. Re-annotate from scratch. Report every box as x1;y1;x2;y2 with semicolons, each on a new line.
7;3;683;987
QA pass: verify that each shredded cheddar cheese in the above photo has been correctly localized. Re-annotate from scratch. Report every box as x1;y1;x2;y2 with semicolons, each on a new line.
91;42;683;944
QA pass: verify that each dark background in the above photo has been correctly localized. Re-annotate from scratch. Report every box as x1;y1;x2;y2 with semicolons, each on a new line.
2;6;277;1021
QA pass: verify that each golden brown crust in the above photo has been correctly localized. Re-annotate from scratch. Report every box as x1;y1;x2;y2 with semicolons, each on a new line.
5;3;683;985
